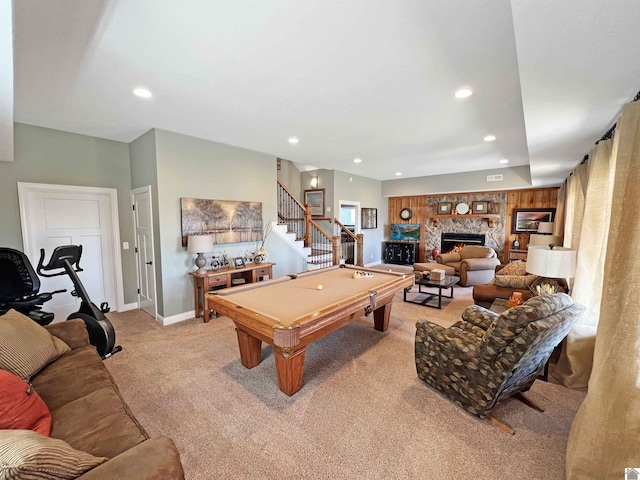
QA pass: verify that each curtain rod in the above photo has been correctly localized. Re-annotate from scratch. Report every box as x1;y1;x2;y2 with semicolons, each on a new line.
595;87;640;145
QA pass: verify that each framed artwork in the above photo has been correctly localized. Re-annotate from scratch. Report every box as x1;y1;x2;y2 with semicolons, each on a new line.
472;201;489;214
437;202;452;215
511;208;556;233
304;189;325;217
180;198;263;247
233;257;246;269
390;224;420;241
361;208;377;229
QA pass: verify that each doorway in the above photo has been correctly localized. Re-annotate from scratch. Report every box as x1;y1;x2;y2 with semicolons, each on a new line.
339;200;360;265
131;186;157;319
17;182;123;320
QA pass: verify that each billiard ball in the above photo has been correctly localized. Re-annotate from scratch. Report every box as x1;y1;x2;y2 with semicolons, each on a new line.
317;284;323;290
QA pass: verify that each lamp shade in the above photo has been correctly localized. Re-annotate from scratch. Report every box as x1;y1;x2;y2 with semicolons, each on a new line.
187;235;213;253
529;234;562;247
526;246;576;278
537;221;555;234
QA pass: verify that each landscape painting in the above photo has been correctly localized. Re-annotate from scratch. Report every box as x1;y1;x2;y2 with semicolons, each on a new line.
181;198;263;246
390;223;420;242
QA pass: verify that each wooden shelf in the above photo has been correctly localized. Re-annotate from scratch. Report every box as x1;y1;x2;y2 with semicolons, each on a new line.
426;214;500;228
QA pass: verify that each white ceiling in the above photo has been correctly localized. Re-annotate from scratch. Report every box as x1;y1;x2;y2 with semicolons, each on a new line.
7;0;640;186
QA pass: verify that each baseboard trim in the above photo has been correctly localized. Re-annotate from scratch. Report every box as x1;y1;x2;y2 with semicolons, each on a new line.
118;302;139;312
158;310;195;326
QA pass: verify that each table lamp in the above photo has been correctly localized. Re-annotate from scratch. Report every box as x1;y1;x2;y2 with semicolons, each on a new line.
529;222;561;248
187;235;213;274
526;245;577;294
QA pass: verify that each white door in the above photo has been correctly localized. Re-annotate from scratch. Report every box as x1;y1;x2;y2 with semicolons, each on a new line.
18;183;123;320
132;186;157;319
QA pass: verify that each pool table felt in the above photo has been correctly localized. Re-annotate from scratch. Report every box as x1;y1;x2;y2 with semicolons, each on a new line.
211;267;406;327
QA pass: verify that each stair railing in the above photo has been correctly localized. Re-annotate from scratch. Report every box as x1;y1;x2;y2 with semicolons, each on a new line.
277;180;305;241
278;180;363;268
307;215;338;269
333;218;364;266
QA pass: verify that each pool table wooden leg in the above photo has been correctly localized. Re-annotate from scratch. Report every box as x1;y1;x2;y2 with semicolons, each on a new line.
235;328;262;368
274;348;306;396
373;303;392;332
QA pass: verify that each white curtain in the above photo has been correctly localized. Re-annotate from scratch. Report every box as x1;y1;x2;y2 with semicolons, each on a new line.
566;101;640;478
554;139;613;387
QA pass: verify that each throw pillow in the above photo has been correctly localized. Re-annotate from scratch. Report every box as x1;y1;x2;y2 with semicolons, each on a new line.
0;430;107;479
0;309;70;381
0;370;52;436
493;274;538;289
496;260;528;276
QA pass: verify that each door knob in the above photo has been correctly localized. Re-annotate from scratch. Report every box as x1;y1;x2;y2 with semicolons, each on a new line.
146;261;153;265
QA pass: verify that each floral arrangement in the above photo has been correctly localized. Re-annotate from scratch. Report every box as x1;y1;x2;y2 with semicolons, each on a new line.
532;282;558;296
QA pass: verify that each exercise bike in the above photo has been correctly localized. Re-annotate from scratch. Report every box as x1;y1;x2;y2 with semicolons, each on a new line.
37;245;122;359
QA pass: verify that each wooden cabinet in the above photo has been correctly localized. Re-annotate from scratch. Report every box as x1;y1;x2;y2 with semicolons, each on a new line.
384;242;417;265
189;262;275;321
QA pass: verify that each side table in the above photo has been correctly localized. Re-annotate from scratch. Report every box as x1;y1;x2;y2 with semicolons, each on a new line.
189;262;275;322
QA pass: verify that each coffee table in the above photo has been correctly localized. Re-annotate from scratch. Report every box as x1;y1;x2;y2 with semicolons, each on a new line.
403;274;460;309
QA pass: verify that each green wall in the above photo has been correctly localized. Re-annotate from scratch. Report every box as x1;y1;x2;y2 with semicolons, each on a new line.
153;129;282;318
0;123;138;305
333;171;386;265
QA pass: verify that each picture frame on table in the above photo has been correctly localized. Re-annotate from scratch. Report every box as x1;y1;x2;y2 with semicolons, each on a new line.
304;189;325;218
471;201;489;214
361;208;377;229
511;208;556;234
437;202;452;215
233;257;246;269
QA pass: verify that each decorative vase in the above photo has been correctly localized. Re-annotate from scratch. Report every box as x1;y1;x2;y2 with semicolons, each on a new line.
508;292;524;308
431;247;440;260
256;246;268;264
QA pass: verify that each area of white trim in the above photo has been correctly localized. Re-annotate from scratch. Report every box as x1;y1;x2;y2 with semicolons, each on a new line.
17;182;125;312
158;310;195;326
119;302;139;312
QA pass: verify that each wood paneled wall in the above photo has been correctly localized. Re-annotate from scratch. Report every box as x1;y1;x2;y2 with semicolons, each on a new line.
506;188;559;252
387;188;559;264
388;196;428;262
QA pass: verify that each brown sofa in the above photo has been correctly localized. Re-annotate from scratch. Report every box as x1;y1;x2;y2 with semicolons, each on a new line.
472;264;568;309
436;245;501;287
11;319;184;479
473;282;534;309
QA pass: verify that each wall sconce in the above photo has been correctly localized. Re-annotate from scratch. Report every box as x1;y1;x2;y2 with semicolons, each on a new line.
310;176;318;188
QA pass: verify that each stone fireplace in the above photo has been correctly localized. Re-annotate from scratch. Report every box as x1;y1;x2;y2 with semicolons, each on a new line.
441;233;486;254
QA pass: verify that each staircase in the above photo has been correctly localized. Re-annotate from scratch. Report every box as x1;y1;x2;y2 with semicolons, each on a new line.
276;180;362;269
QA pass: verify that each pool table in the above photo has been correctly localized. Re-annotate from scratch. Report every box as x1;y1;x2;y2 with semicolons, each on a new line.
207;265;413;395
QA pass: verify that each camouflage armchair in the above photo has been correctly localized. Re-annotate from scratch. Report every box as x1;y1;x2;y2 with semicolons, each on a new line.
415;293;585;433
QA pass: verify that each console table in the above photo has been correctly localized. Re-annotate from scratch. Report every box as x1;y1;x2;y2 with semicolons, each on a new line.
384;241;417;265
189;262;275;321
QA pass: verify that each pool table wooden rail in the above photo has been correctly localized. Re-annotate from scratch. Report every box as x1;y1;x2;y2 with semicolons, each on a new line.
206;266;413;395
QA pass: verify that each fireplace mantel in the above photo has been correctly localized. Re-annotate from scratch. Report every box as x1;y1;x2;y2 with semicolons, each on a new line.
427;214;500;228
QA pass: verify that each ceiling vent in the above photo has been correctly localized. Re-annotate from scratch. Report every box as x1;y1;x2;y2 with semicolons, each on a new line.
487;174;503;182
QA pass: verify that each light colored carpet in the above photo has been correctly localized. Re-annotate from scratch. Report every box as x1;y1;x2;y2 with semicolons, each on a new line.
105;285;584;479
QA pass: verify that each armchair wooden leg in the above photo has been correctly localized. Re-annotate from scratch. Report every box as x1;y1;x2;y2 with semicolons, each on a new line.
515;392;545;412
486;414;515;435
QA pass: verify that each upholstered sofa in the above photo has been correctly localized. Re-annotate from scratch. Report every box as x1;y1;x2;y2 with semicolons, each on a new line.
436;245;501;287
472;262;568;309
415;294;585;431
0;310;185;479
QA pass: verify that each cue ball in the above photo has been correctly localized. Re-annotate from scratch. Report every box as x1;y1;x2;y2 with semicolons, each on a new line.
317;284;323;290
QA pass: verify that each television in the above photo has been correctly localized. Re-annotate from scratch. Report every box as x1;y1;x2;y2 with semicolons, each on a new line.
390;224;420;242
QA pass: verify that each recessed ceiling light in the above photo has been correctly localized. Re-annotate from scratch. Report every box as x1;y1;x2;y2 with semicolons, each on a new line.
499;158;509;164
395;172;402;176
288;137;299;144
484;135;496;142
454;88;473;99
353;158;362;163
133;88;152;98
